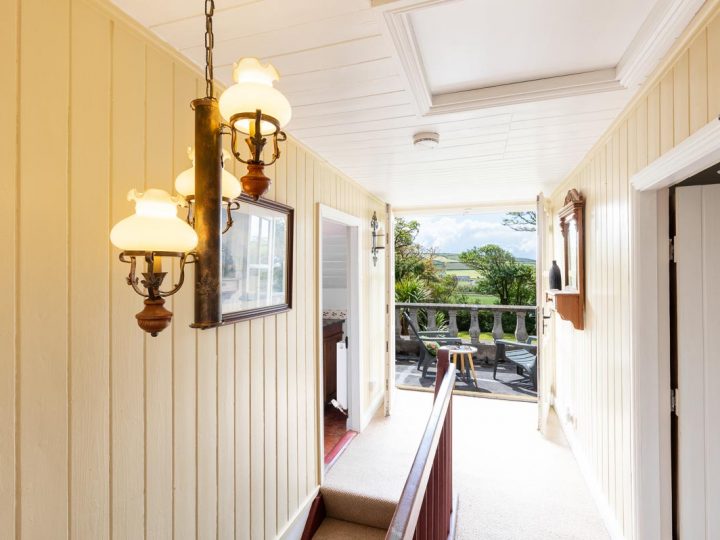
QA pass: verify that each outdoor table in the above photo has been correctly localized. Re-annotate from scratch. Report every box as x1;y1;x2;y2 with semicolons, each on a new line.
440;345;478;386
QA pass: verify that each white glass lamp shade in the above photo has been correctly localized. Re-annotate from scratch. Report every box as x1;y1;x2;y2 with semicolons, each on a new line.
218;58;292;135
174;148;242;200
110;188;198;253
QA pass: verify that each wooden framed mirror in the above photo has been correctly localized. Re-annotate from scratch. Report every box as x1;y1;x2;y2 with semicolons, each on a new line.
553;189;585;329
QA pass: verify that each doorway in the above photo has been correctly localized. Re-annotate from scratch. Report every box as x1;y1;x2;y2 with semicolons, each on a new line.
671;179;720;538
317;205;362;471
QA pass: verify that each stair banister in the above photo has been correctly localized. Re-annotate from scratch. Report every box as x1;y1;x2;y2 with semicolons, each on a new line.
386;349;455;540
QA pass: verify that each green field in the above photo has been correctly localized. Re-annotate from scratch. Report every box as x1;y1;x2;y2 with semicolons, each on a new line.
445;269;481;279
458;293;498;304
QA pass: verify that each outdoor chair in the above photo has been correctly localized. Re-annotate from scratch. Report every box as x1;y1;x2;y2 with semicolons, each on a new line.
401;311;462;378
493;336;538;390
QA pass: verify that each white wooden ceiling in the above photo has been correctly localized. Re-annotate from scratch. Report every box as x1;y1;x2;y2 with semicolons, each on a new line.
111;0;704;209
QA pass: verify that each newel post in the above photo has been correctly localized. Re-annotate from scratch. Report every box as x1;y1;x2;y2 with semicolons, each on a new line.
435;348;450;399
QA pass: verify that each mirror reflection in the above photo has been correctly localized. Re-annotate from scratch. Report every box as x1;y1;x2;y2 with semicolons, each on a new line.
567;219;578;290
222;201;289;315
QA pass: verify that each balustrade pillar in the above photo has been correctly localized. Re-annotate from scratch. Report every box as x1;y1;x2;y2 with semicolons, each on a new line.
409;308;420;331
427;308;437;331
515;311;529;342
448;309;458;337
469;308;480;345
396;307;402;337
492;312;504;341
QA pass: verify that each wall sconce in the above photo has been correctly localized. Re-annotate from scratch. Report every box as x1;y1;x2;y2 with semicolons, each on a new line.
109;0;292;335
370;211;385;266
110;189;198;336
175;147;241;233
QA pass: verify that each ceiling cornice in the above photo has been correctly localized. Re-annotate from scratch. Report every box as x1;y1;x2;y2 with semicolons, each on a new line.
428;69;623;115
378;0;705;117
617;0;706;88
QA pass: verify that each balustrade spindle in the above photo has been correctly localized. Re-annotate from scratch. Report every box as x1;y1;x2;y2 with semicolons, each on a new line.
492;311;505;341
515;311;529;342
448;309;458;337
427;308;437;331
469;308;480;345
410;308;420;331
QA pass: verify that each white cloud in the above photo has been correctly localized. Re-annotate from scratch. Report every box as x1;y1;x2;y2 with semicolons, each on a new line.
412;213;536;258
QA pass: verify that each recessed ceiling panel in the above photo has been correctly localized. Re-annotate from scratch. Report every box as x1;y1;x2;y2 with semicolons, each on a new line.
410;0;657;95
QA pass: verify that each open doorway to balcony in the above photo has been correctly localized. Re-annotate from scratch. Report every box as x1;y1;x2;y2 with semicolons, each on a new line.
393;207;539;402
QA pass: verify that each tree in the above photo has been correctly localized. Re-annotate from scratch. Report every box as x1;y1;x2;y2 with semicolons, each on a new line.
459;244;536;305
394;217;436;283
502;211;536;232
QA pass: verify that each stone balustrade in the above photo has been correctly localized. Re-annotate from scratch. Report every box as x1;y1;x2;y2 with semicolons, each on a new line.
396;302;537;347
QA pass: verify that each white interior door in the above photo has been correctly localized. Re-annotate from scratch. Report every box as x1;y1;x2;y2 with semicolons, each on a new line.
675;184;720;538
536;193;552;433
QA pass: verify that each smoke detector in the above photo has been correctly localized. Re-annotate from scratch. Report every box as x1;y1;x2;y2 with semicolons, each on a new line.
413;131;439;149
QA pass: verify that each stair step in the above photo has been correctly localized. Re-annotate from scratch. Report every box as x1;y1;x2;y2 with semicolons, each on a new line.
319;486;397;530
312;517;386;540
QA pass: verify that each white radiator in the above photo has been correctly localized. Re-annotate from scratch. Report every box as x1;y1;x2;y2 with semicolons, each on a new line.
336;341;348;410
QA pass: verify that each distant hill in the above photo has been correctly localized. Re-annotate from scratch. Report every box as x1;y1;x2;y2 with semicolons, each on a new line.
435;252;535;265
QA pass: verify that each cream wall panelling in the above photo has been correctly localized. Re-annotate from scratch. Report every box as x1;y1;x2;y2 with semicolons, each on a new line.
548;1;720;538
1;0;387;538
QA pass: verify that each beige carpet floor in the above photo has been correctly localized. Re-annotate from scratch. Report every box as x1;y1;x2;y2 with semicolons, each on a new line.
326;389;609;540
451;392;609;540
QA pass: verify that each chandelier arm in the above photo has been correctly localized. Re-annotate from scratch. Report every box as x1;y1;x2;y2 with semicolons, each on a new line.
230;127;251;164
221;200;240;234
119;253;151;298
158;252;198;298
266;130;286;166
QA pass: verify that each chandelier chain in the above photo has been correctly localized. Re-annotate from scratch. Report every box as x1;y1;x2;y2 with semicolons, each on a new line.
204;0;215;98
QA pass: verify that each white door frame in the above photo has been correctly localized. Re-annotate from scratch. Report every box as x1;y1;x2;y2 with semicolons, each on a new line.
384;203;394;417
316;204;363;475
629;118;720;539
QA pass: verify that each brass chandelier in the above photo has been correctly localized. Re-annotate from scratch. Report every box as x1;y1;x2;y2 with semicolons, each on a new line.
110;0;292;336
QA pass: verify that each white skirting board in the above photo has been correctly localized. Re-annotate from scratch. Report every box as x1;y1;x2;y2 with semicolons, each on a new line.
361;391;385;431
556;406;626;540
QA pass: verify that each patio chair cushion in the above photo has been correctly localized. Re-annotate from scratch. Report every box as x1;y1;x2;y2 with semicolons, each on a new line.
424;341;440;356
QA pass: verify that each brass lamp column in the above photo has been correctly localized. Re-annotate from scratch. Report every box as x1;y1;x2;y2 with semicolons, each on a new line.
191;97;223;328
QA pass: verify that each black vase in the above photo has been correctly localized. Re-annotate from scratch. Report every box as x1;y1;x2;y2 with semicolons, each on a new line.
549;260;562;290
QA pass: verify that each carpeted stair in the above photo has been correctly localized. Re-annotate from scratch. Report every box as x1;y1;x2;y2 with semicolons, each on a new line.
304;392;434;539
312;517;386;539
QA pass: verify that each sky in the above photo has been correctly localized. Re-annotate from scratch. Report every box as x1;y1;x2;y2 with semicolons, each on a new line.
409;212;537;259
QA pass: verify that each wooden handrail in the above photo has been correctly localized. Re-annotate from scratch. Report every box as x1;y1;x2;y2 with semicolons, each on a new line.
387;349;455;540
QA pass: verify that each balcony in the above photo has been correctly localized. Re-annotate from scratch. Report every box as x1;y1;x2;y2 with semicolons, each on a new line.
395;302;538;400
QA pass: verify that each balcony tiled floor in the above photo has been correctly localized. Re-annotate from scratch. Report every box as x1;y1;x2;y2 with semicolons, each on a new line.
395;358;537;400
